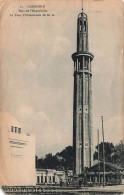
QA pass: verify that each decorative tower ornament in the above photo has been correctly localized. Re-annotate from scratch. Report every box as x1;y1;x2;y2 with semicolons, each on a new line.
72;5;94;175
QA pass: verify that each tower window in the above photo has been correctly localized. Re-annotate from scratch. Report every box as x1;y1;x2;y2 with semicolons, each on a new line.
80;20;82;32
80;62;83;69
84;60;88;70
84;21;86;31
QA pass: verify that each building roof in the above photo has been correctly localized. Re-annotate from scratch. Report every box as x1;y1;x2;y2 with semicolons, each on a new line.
87;161;123;173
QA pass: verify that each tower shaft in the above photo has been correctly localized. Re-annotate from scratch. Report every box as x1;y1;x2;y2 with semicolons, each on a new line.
72;12;94;175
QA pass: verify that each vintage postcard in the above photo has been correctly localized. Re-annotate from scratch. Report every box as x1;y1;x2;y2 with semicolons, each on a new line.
0;0;123;194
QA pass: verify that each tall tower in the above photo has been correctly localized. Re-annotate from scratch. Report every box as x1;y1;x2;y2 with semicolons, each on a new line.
72;9;94;175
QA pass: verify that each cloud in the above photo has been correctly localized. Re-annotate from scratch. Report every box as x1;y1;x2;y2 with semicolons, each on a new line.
18;105;34;119
93;114;123;148
22;58;37;72
104;115;123;144
33;111;50;126
0;112;21;128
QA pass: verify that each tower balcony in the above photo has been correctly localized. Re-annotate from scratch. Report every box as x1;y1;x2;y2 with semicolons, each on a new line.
72;51;94;62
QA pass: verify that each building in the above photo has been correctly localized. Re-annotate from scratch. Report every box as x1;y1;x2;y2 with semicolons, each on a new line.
72;9;94;175
0;121;36;186
86;161;124;185
8;126;36;186
36;169;67;185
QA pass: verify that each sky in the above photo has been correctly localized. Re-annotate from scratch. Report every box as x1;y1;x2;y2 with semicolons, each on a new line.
0;0;123;157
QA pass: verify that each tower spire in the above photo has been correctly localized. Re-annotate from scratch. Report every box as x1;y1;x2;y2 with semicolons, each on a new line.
82;0;83;11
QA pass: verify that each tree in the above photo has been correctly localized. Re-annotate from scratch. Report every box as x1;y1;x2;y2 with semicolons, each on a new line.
37;142;123;170
35;155;38;168
37;146;74;170
93;142;115;163
43;153;54;169
56;146;75;170
37;157;44;168
114;140;124;167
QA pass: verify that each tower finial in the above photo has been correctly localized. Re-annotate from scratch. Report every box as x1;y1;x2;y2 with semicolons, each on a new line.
82;0;83;11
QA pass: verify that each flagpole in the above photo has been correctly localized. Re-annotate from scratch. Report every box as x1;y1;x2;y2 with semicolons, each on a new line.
97;129;100;186
101;116;105;187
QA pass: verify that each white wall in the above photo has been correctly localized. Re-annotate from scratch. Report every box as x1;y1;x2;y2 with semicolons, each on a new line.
8;130;36;186
0;123;36;186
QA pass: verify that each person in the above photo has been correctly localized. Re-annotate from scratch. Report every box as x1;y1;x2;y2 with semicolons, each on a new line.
79;179;82;187
60;179;62;187
66;180;69;187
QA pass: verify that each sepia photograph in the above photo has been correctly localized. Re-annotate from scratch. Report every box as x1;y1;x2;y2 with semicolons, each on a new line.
0;0;123;194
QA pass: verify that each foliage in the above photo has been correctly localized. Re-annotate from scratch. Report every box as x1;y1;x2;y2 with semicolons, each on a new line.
36;146;74;170
93;140;124;168
56;146;75;170
114;140;124;167
93;142;115;162
36;141;124;170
